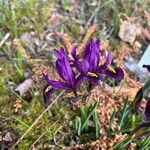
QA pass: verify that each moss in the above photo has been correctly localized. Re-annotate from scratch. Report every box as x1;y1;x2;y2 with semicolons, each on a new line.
0;0;53;37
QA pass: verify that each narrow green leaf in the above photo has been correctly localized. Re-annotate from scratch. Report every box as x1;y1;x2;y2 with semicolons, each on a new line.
108;109;116;135
113;135;134;150
81;102;98;132
139;132;150;149
119;96;131;129
13;116;29;129
93;108;99;138
75;117;81;136
81;107;88;131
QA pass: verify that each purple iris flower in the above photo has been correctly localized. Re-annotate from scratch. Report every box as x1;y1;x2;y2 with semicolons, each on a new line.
43;48;84;104
145;98;150;121
72;39;124;85
130;98;150;139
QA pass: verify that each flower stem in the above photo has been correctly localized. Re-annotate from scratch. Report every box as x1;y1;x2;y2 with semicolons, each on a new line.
88;83;93;92
73;90;78;97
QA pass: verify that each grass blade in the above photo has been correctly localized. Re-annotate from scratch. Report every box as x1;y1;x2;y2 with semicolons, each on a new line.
93;108;99;138
81;101;98;132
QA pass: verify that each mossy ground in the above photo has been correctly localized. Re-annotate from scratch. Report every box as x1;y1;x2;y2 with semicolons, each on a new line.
0;0;150;149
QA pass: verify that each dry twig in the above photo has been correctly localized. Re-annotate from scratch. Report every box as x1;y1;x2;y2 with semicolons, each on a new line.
77;25;97;55
0;33;10;48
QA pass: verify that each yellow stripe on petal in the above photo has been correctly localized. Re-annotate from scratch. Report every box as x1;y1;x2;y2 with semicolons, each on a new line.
87;72;99;78
108;66;116;73
45;85;52;94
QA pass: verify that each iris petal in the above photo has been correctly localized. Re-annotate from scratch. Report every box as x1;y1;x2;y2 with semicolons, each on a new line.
72;48;88;74
49;80;71;90
43;84;54;105
54;49;62;59
83;39;100;70
145;98;150;121
43;72;71;90
104;67;124;80
55;48;75;86
82;59;90;72
89;76;100;85
75;74;86;88
71;48;78;61
42;72;52;83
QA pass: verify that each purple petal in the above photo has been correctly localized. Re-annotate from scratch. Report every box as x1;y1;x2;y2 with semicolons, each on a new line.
42;72;52;83
83;39;100;70
71;48;88;74
95;39;100;47
71;48;78;61
54;48;75;86
82;59;90;72
87;72;103;85
145;98;150;121
43;84;54;105
42;72;71;90
104;67;124;80
55;60;75;85
143;65;150;72
54;47;68;60
86;71;105;85
129;121;150;139
49;80;71;90
75;74;86;88
88;77;100;85
54;49;62;59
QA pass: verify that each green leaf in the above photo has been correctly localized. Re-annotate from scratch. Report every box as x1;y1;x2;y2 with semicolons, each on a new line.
113;135;135;150
81;101;98;132
75;117;81;136
119;96;131;129
140;133;150;150
93;108;99;138
81;106;88;131
108;109;116;135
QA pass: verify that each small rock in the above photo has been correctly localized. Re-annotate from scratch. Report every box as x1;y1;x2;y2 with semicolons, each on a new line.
15;79;33;96
119;21;141;45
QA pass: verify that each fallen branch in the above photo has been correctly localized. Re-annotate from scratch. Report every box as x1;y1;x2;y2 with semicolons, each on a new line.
0;33;10;48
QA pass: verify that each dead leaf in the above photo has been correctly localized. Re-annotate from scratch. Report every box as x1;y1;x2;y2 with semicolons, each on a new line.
116;43;133;69
55;32;73;58
142;27;150;40
77;25;97;54
144;10;150;30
